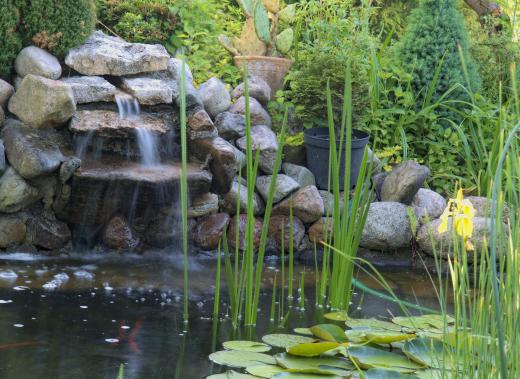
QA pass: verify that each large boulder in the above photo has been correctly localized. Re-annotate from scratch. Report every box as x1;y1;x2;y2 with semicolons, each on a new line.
120;76;173;105
219;179;265;216
0;167;40;213
227;214;263;251
103;216;139;250
0;79;15;107
191;137;238;194
198;77;231;118
167;58;202;109
27;215;71;250
380;161;430;204
319;190;345;216
466;196;510;222
255;174;300;203
192;213;231;250
308;217;333;244
417;217;506;260
231;76;271;105
214;112;246;141
187;108;218;140
15;46;62;79
188;193;219;218
282;163;316;188
1;119;65;179
8;75;76;128
412;188;446;224
65;31;170;76
61;76;116;104
236;124;278;174
0;215;26;248
272;185;324;224
229;96;271;127
360;202;412;251
268;215;305;252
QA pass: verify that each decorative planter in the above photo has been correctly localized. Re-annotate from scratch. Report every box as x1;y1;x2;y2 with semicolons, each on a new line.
304;127;370;190
234;56;293;96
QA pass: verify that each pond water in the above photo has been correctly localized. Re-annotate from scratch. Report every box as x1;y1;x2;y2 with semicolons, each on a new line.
0;252;448;379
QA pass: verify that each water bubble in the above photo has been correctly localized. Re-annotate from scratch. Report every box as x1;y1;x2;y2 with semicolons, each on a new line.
13;286;29;291
121;326;130;330
42;280;60;290
80;305;88;309
13;324;24;328
35;269;48;276
105;338;119;343
53;273;70;282
74;270;94;280
0;270;18;280
0;300;13;304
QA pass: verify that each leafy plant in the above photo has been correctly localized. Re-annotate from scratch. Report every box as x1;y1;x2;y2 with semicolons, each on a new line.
0;0;23;78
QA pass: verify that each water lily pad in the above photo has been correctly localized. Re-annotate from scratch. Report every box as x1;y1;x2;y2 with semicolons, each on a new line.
309;324;348;342
273;374;344;379
294;328;314;336
275;352;354;375
392;315;454;331
363;330;416;344
223;340;271;353
262;334;315;349
365;368;421;378
346;318;402;331
403;338;451;369
415;369;453;379
324;312;349;321
287;342;341;357
246;364;286;377
209;350;276;368
347;346;425;373
206;370;258;378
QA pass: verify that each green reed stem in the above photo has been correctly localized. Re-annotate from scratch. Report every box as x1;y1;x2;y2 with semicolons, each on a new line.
180;60;189;324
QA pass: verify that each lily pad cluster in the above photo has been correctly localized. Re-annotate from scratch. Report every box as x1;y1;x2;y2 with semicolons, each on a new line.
207;314;458;378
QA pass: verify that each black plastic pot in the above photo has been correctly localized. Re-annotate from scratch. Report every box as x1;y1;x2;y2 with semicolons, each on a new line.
304;127;370;190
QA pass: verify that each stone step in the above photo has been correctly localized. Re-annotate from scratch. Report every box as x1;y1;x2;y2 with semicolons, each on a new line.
58;158;212;225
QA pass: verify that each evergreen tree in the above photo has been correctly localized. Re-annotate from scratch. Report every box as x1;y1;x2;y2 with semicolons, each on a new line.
396;0;481;115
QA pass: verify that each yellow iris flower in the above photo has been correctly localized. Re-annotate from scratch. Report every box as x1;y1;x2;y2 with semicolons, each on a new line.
438;189;476;251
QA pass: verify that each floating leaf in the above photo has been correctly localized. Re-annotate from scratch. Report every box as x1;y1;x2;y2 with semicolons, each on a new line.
324;312;349;321
346;318;402;331
254;0;271;44
294;328;313;336
262;334;315;349
223;340;271;353
403;338;451;369
287;342;341;357
363;330;416;344
273;374;343;379
206;370;258;378
347;346;425;373
392;315;455;331
275;353;354;375
209;351;276;368
365;368;421;378
415;369;453;379
246;364;286;377
310;324;348;342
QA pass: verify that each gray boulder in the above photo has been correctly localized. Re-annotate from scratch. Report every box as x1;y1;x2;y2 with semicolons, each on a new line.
360;202;412;250
231;76;271;105
59;157;82;183
0;167;40;213
103;215;139;250
219;179;265;216
268;215;305;253
0;79;15;107
120;76;173;105
187;108;218;140
15;46;62;79
0;107;4;127
214;112;246;140
61;76;116;104
282;162;316;188
188;193;219;218
229;96;271;127
319;190;345;216
466;196;510;222
8;75;76;128
1;119;65;179
412;188;446;224
65;31;170;76
27;215;71;250
380;161;430;204
272;185;324;224
198;77;231;118
0;215;26;248
236;124;278;174
256;174;300;203
167;58;202;109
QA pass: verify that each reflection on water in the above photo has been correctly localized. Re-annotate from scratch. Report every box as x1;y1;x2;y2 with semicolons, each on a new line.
0;253;449;379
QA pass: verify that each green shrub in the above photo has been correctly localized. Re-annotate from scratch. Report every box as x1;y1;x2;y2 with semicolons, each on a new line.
0;0;23;78
21;0;96;58
395;0;481;117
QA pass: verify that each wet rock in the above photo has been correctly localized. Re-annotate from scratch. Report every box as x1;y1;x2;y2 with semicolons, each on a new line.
219;179;265;216
268;215;305;252
27;215;71;250
0;79;14;107
283;145;306;166
227;214;263;251
198;77;231;118
0;140;5;176
0;215;26;248
417;217;506;260
8;75;76;128
380;161;430;205
231;76;271;105
282;163;315;188
15;46;62;79
255;174;300;203
61;76;116;104
412;189;446;224
31;176;57;210
145;216;181;248
1;119;65;179
167;59;202;109
231;144;247;169
236;125;278;174
214;112;246;140
59;157;82;183
466;196;510;222
192;213;231;250
229;96;271;127
272;185;324;224
372;172;388;201
65;31;170;76
308;217;333;244
319;190;345;216
0;167;40;213
360;202;412;251
187;108;218;140
120;76;173;105
103;216;139;250
191;137;238;194
188;193;219;218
